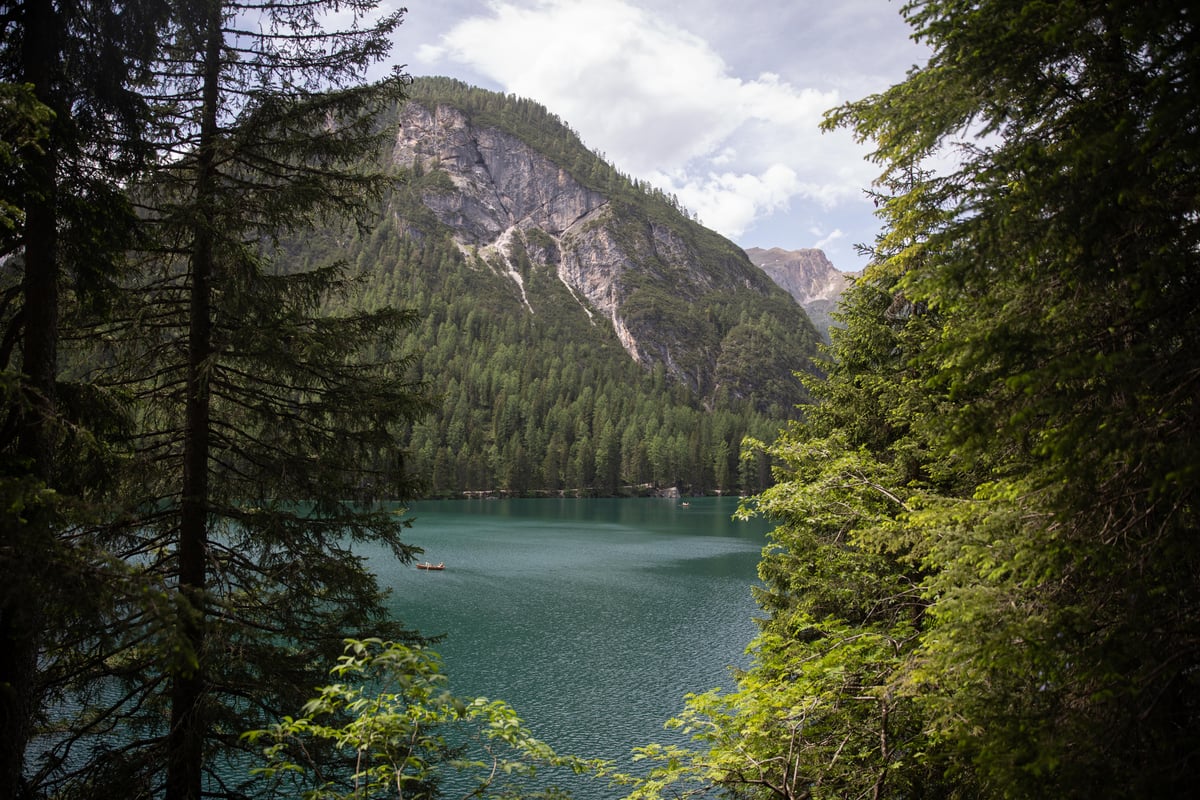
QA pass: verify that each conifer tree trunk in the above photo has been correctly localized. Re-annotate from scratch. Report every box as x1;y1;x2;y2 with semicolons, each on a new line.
0;0;58;795
15;0;57;481
166;3;221;797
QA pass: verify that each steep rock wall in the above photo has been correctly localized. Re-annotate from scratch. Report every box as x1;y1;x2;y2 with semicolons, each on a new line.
387;97;819;404
745;246;854;341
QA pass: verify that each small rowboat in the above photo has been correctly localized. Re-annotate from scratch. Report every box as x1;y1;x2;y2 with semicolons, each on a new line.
416;562;445;571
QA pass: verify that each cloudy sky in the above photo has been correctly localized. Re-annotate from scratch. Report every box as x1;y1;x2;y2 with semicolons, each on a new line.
389;0;928;271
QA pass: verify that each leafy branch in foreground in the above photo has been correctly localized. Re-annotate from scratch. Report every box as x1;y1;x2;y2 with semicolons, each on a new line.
246;638;602;800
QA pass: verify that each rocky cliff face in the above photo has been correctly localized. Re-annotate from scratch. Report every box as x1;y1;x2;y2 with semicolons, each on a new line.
385;85;820;406
391;103;608;251
745;247;854;341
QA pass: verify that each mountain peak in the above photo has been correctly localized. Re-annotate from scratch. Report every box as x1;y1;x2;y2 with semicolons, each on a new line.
744;246;853;341
382;78;822;410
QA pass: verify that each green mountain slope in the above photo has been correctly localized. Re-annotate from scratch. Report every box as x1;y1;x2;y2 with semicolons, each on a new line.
300;77;822;497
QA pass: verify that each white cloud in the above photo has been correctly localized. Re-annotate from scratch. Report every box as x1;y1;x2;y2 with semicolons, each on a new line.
412;0;922;268
659;163;800;239
418;1;741;169
814;228;845;250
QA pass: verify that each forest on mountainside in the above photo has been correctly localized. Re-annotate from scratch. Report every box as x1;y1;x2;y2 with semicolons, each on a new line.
296;192;801;500
345;230;785;498
281;75;821;499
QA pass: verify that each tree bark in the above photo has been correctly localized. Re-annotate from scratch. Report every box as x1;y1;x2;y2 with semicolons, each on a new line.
166;3;222;798
0;1;59;796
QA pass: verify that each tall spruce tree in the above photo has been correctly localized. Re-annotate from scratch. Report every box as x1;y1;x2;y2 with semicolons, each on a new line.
625;1;1200;798
29;2;430;798
0;1;168;795
825;1;1200;793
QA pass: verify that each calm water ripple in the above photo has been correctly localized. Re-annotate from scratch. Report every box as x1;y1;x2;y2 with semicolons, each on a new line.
364;497;769;797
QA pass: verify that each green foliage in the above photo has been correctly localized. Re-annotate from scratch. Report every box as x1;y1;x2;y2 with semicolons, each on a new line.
312;203;788;498
824;1;1200;793
625;2;1200;797
246;638;598;800
20;3;433;798
0;83;52;243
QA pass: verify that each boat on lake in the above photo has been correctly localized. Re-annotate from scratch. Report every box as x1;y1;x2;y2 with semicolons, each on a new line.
416;562;445;571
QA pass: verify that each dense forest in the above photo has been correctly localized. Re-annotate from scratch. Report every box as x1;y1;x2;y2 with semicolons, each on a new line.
294;192;800;499
621;1;1200;799
284;75;820;499
2;0;1198;799
339;228;785;497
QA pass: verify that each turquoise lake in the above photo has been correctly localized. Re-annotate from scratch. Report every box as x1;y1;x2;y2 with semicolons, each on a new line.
367;496;771;793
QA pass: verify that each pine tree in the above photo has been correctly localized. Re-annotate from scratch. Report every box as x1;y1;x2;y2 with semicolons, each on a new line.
38;2;431;797
628;1;1200;797
0;0;168;793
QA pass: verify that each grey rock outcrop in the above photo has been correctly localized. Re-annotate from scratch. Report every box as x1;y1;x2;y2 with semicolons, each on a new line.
390;98;819;398
744;247;854;341
392;103;607;246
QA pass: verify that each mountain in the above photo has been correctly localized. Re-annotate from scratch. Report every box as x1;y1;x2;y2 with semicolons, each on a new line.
383;78;822;402
744;247;854;341
297;77;825;496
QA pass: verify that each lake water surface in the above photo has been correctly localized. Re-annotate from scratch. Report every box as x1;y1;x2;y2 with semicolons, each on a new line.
368;496;769;792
